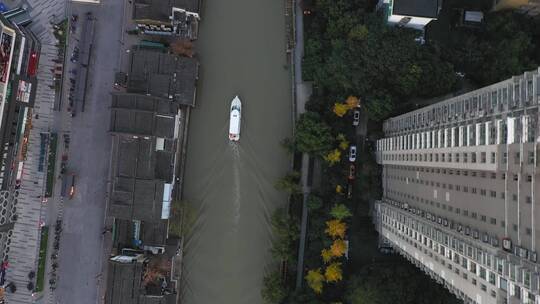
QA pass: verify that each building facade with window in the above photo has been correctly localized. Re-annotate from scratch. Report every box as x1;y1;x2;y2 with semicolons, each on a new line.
374;67;540;304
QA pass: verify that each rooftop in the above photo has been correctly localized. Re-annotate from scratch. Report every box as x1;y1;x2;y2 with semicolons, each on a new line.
392;0;440;18
108;94;177;223
127;49;199;107
105;257;177;304
133;0;200;22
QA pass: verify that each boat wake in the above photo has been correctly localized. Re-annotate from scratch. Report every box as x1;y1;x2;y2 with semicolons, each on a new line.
229;141;241;231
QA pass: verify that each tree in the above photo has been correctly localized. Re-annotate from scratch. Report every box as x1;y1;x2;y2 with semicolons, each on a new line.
261;270;287;304
345;277;383;304
333;102;349;117
330;239;347;257
324;149;342;166
275;171;302;195
305;269;325;294
336;133;349;150
321;248;333;264
307;194;323;211
324;262;343;283
330;204;352;220
294;112;333;156
345;96;360;108
270;208;299;261
325;219;347;239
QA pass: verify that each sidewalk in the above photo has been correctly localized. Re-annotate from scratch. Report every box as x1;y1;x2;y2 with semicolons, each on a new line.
5;6;62;304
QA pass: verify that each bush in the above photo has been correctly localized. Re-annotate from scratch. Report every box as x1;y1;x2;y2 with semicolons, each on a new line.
262;270;287;303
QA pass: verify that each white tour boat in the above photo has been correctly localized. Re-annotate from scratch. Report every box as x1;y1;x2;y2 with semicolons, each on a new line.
229;95;241;141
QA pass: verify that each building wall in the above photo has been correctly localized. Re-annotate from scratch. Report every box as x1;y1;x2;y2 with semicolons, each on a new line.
374;68;540;304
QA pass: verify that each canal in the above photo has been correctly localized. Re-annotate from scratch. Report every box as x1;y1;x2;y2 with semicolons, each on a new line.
180;0;293;303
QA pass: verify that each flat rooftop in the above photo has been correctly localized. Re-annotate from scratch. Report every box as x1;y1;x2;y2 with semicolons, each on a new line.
133;0;200;22
110;93;178;137
108;94;177;223
392;0;440;18
127;49;199;107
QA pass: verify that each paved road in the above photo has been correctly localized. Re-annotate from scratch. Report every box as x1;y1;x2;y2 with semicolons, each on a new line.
51;1;124;304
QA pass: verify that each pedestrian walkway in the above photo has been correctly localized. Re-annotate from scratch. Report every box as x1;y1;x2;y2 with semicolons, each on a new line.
3;0;66;302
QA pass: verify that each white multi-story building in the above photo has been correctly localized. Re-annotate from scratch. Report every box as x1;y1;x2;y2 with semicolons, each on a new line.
383;0;441;30
374;67;540;304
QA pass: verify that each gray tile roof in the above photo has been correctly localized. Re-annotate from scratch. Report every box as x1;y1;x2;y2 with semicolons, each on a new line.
127;49;199;107
392;0;440;18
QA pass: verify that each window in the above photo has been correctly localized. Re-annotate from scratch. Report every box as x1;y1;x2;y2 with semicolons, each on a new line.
515;152;521;165
471;152;477;163
463;210;469;216
526;228;532;235
471;212;477;219
527;175;532;182
500;192;505;199
526;196;532;204
512;194;518;201
490;218;496;225
479;267;486;280
490;191;496;197
470;262;477;274
513;224;518;231
481;215;487;222
502;152;508;164
489;272;496;285
513;174;518;181
528;151;535;165
490;152;496;164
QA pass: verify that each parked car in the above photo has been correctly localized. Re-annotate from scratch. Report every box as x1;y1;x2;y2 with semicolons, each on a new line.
348;164;355;180
70;176;75;197
347;183;353;199
348;145;357;162
352;110;360;126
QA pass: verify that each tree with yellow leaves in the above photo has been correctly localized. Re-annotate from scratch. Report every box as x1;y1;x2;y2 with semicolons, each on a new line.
321;248;333;264
325;262;343;283
305;268;325;294
325;219;347;239
330;239;347;257
345;96;360;109
333;102;349;117
324;149;341;166
336;133;349;150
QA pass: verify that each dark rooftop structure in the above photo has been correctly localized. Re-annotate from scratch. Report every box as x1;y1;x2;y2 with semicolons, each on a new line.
133;0;201;39
127;49;199;107
392;0;440;18
105;254;177;304
133;0;200;21
108;94;178;223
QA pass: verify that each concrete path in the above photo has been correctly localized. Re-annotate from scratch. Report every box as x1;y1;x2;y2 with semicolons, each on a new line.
292;0;313;290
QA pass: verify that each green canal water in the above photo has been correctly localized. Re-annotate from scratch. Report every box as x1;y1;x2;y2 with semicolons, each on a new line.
181;0;293;303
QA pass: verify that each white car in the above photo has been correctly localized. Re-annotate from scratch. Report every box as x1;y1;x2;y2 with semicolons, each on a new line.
349;145;357;162
352;110;360;126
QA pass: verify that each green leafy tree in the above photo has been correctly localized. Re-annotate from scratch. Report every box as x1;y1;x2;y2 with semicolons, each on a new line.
270;208;299;262
275;171;302;195
307;194;323;211
294;112;333;156
261;269;287;304
330;204;352;220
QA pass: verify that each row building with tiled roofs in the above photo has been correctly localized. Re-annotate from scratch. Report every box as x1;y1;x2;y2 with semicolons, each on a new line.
133;0;201;40
374;68;540;304
104;47;198;304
